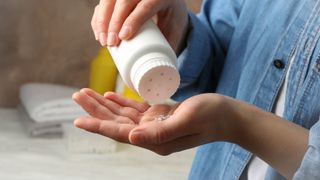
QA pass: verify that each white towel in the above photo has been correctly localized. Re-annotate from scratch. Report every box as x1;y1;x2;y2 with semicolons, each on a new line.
17;104;63;138
19;83;87;123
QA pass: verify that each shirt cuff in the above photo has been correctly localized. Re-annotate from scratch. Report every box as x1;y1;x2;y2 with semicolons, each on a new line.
293;119;320;179
172;12;220;101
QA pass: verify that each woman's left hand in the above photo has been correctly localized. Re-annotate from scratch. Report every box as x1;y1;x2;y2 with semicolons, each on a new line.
72;88;233;155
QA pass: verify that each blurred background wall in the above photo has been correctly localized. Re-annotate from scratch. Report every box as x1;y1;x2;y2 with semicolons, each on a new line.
0;0;202;107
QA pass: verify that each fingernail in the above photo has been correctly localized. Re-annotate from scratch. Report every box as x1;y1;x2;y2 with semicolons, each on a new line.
72;92;79;100
99;32;108;46
80;88;87;94
130;131;146;144
119;26;131;40
74;119;81;127
104;91;112;97
94;31;99;40
107;32;117;46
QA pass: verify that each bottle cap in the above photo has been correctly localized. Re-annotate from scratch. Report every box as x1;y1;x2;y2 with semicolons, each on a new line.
131;53;180;103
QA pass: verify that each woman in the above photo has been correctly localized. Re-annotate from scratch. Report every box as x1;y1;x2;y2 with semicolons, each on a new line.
73;0;320;179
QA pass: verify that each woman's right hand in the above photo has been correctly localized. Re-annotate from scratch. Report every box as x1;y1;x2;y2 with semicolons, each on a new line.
91;0;189;52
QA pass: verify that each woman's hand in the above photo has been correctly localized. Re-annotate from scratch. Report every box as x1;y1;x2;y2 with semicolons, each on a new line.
72;88;233;155
91;0;189;52
73;88;309;178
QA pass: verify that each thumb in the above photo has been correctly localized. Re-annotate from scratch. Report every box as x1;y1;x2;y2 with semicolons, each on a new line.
129;115;186;145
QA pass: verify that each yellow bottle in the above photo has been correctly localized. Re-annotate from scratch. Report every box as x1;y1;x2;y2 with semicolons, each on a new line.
89;48;118;95
122;84;144;102
115;76;144;102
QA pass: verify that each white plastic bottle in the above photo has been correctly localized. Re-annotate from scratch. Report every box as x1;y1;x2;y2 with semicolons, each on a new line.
107;20;180;103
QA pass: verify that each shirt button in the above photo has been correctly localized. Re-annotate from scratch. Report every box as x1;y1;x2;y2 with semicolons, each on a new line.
273;59;285;69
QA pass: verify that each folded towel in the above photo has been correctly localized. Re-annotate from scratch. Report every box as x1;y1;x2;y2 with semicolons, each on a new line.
17;105;63;138
19;83;87;123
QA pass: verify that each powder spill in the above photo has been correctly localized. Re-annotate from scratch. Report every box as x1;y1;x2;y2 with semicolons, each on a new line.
154;115;171;122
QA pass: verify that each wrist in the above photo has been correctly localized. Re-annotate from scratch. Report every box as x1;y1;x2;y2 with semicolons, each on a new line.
211;96;265;144
199;94;243;143
212;96;244;143
222;98;261;144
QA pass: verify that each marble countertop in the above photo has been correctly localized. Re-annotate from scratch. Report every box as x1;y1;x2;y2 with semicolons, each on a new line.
0;109;195;180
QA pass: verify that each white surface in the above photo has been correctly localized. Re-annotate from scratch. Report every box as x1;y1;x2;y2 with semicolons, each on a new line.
0;108;195;180
63;123;118;154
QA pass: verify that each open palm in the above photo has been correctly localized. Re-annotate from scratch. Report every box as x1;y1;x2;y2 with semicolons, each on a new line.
73;88;228;155
73;88;180;143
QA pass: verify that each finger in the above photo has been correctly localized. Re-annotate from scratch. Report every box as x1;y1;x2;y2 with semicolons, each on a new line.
97;0;116;46
81;88;121;112
74;116;136;143
119;0;161;40
91;5;100;40
72;91;115;120
81;88;141;123
107;0;139;46
104;91;150;112
129;114;192;145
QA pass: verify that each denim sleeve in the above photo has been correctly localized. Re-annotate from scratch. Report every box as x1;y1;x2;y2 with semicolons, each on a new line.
172;0;244;101
293;119;320;179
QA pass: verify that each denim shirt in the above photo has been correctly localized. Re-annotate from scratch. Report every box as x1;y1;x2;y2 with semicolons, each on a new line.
172;0;320;179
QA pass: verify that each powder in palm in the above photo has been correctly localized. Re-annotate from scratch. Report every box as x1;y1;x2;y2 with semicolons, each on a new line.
154;115;171;122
